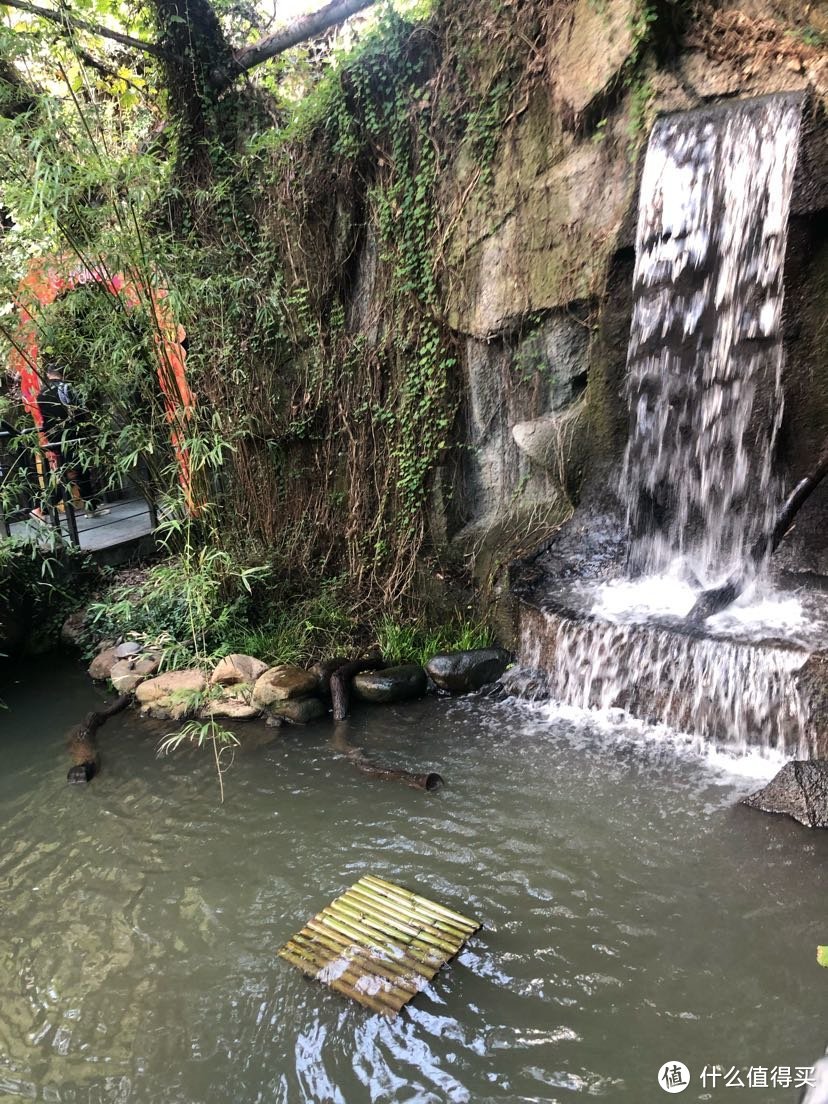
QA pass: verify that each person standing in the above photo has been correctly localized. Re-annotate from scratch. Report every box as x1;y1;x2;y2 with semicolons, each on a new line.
31;363;108;521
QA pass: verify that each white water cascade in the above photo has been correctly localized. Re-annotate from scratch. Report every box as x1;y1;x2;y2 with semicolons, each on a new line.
622;93;802;584
515;94;822;758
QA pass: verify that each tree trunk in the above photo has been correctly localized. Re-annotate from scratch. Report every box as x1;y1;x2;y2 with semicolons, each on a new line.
331;722;443;791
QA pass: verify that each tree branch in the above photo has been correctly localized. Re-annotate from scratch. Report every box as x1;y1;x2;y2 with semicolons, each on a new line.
229;0;376;79
73;43;151;98
0;0;171;59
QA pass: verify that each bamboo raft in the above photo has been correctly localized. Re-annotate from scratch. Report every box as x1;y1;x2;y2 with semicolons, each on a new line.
278;874;481;1016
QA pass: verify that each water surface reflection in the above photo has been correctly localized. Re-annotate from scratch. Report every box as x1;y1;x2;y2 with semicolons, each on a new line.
0;659;825;1102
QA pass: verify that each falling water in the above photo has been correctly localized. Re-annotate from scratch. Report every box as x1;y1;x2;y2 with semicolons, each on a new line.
621;94;803;585
516;606;811;757
514;95;818;756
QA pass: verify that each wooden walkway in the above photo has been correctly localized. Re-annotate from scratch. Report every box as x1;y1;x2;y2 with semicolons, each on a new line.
5;497;155;558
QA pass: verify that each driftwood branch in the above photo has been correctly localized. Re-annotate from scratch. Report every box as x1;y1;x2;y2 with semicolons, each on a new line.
352;757;443;791
687;442;828;623
332;723;443;792
4;0;376;96
761;443;828;559
66;694;130;783
2;0;375;79
330;654;386;721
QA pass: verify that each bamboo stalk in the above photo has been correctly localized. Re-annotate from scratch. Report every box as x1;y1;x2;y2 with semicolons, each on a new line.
326;902;457;960
361;876;480;931
304;916;422;980
346;884;464;947
315;911;425;968
279;877;479;1017
283;937;407;1013
348;883;470;943
290;932;412;1008
302;931;421;995
328;899;419;944
300;923;423;996
346;890;462;946
360;877;479;931
300;923;417;987
336;893;460;955
323;904;413;949
323;905;448;964
317;911;444;974
340;883;463;953
279;946;397;1016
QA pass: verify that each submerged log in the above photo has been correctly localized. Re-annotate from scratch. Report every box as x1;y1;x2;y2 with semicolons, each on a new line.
331;722;443;792
352;758;443;791
330;654;386;721
687;442;828;623
66;694;130;784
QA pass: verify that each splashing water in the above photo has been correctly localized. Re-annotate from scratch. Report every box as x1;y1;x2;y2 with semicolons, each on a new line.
516;606;811;758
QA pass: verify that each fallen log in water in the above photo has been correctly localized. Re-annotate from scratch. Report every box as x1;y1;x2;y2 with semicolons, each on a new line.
352;757;443;791
331;722;443;792
687;441;828;623
66;694;131;783
330;654;387;721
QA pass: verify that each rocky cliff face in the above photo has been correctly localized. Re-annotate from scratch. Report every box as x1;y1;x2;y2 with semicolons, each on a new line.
247;0;827;606
423;0;828;586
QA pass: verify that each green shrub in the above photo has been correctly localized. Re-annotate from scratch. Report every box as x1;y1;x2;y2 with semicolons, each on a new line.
0;536;96;654
85;546;268;668
374;615;493;666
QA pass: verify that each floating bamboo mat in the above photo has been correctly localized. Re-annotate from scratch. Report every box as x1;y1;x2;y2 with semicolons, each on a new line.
278;874;481;1017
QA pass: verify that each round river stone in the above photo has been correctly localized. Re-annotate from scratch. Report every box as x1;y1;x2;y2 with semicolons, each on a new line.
353;664;427;704
425;648;511;693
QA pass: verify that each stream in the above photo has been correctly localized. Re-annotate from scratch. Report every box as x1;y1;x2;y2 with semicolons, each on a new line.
1;657;826;1102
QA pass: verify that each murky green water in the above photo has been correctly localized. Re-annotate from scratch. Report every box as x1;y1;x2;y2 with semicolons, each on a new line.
1;658;826;1103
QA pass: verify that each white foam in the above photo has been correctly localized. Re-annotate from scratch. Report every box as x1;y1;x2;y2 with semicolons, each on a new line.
527;696;784;781
589;571;808;644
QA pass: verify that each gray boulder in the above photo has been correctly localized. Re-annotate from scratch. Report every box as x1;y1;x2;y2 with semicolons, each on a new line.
210;653;269;688
110;654;161;694
135;669;206;721
353;664;427;704
267;697;327;724
425;648;511;693
741;761;828;829
60;610;87;649
200;690;260;721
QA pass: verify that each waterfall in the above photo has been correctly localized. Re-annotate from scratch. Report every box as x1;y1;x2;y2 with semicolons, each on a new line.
513;94;818;757
621;94;803;585
516;606;811;758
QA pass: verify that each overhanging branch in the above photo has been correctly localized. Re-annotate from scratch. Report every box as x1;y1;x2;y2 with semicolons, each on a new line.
230;0;376;79
0;0;171;59
3;0;381;99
